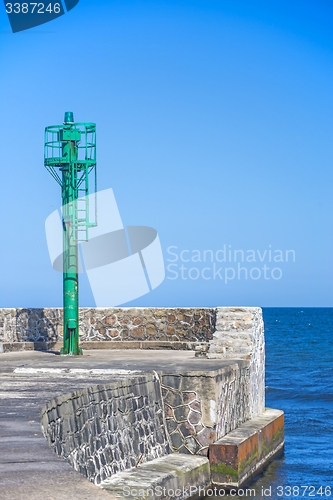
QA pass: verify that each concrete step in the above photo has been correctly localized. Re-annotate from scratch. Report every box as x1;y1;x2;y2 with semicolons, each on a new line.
209;408;284;488
100;453;210;499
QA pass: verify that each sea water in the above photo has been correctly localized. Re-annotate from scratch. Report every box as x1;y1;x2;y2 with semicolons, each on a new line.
203;308;333;499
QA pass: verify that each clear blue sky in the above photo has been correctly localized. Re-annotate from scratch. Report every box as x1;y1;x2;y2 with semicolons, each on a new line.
0;0;332;307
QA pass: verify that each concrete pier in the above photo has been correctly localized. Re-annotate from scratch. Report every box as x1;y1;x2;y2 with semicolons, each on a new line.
0;307;284;498
0;349;283;499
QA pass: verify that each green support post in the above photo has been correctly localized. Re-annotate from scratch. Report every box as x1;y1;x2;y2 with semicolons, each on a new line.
61;115;80;354
44;112;97;355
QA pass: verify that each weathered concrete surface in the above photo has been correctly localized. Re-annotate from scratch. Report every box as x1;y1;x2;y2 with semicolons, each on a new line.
0;348;280;498
209;408;284;487
0;340;202;353
100;454;210;499
0;353;121;500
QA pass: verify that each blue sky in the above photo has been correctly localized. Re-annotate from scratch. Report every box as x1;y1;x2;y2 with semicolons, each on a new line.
0;0;332;307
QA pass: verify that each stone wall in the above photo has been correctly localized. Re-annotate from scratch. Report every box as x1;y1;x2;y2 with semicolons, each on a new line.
41;363;254;485
0;308;215;344
207;307;265;416
0;306;265;418
41;373;171;485
0;308;60;343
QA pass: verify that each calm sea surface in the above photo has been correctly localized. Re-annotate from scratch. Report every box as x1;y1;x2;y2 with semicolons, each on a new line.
203;308;333;499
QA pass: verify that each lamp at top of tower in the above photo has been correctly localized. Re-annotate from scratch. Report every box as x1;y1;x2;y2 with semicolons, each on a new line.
64;111;74;124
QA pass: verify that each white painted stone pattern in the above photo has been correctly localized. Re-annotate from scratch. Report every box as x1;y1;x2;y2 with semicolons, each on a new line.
0;308;215;344
41;374;171;485
0;308;16;342
215;363;251;440
207;307;265;417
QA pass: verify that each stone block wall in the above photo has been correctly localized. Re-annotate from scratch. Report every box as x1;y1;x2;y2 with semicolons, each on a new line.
160;361;251;456
207;307;265;416
41;373;171;485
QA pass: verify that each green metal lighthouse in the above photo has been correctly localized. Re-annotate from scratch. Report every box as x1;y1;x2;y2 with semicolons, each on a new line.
44;112;97;355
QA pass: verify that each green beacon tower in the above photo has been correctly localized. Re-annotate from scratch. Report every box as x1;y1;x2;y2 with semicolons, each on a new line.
44;112;97;355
